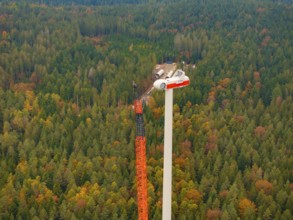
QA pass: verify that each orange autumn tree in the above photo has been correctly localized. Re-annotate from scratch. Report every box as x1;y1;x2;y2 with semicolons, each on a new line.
238;198;257;217
255;179;273;194
206;208;222;220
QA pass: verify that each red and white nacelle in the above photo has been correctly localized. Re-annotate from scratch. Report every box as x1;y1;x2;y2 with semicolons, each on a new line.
153;69;190;90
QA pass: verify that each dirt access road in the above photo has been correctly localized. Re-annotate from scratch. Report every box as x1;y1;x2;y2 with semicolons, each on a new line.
141;63;177;102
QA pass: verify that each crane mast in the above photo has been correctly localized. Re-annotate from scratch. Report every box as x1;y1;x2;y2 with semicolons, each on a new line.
133;83;148;220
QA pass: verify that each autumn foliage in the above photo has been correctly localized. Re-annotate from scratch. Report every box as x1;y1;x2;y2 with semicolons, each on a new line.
205;131;218;153
255;179;273;194
206;208;222;220
254;126;266;138
238;198;257;217
185;189;202;204
11;82;36;93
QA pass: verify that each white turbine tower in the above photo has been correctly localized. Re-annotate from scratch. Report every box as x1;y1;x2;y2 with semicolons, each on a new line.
153;69;190;220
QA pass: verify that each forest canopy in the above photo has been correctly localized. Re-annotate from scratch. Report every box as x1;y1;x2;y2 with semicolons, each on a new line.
0;0;292;219
0;0;292;5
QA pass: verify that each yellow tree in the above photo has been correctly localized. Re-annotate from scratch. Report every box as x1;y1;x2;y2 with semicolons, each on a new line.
238;198;257;217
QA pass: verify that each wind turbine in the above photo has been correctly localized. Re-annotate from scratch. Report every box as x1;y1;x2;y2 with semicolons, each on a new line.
153;69;190;220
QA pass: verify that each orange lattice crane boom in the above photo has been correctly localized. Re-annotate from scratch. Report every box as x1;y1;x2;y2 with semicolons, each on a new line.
133;82;148;220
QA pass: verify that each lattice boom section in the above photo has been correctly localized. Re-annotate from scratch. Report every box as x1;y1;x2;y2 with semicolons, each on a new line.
135;137;148;220
134;100;143;114
136;115;145;137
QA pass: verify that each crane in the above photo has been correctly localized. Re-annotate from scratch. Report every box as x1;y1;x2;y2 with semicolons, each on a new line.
133;82;148;220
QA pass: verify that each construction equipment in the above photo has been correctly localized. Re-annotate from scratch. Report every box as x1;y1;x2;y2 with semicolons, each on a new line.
133;82;148;220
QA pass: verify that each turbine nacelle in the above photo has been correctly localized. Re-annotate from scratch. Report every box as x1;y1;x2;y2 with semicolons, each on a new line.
153;69;190;90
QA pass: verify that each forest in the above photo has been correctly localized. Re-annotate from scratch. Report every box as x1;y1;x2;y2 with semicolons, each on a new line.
0;0;292;219
0;0;292;5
